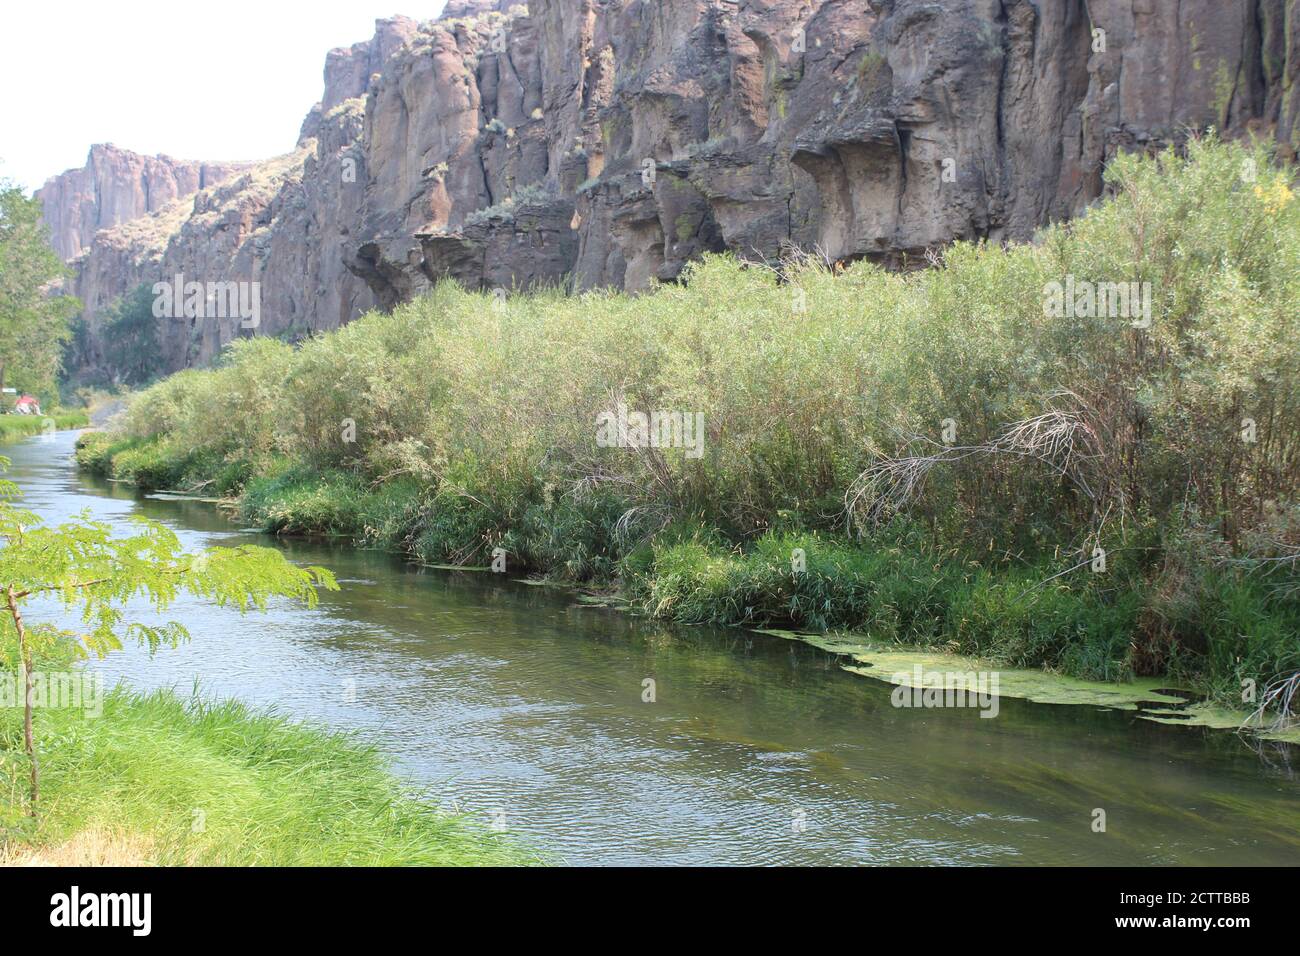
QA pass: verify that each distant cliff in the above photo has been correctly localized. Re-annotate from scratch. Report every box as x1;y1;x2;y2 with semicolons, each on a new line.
37;145;246;261
49;0;1300;378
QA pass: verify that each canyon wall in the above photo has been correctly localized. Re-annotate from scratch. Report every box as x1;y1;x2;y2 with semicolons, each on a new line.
50;0;1300;377
37;145;246;261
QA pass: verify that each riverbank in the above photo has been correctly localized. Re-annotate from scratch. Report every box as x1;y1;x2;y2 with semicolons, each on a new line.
0;678;540;865
0;410;88;444
72;138;1300;733
8;430;1294;866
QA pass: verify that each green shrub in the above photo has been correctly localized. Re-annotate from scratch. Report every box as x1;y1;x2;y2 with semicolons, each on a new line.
241;469;366;536
88;136;1300;707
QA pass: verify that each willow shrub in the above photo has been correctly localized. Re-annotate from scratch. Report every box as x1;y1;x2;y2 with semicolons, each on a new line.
99;136;1299;694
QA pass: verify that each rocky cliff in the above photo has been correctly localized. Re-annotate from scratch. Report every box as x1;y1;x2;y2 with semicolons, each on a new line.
55;0;1300;377
37;145;246;261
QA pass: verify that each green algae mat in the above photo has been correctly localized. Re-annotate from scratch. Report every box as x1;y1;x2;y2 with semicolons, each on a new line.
753;628;1300;744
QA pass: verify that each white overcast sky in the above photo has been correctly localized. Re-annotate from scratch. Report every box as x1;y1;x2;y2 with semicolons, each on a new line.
0;1;445;193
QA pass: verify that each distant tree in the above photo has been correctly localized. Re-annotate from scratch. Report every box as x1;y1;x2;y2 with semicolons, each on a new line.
0;182;79;400
103;283;165;386
0;458;337;810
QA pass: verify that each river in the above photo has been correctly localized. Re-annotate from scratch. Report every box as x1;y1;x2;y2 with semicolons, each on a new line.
9;431;1300;865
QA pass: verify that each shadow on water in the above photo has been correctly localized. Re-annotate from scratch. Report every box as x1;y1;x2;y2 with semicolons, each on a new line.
10;431;1300;865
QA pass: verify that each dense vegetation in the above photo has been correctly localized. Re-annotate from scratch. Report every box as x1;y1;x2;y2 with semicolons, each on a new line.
101;283;166;387
0;180;78;401
78;138;1300;713
63;283;170;395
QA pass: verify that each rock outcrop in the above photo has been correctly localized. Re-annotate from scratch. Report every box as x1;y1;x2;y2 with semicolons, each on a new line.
56;0;1300;378
37;145;245;261
69;103;377;376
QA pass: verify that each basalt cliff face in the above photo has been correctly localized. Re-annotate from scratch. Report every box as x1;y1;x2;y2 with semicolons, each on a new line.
37;145;246;261
50;0;1300;377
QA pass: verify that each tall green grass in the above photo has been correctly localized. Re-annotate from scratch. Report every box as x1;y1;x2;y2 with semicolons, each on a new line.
81;137;1300;708
0;681;540;866
0;411;88;444
630;528;1298;692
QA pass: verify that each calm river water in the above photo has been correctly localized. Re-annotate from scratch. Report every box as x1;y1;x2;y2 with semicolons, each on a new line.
10;431;1299;865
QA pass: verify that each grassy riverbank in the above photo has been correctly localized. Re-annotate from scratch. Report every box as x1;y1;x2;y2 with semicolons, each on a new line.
0;410;88;443
75;137;1300;721
0;677;539;865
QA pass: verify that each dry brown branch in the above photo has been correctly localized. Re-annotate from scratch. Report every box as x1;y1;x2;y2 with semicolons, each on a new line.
845;393;1117;533
1246;670;1300;735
